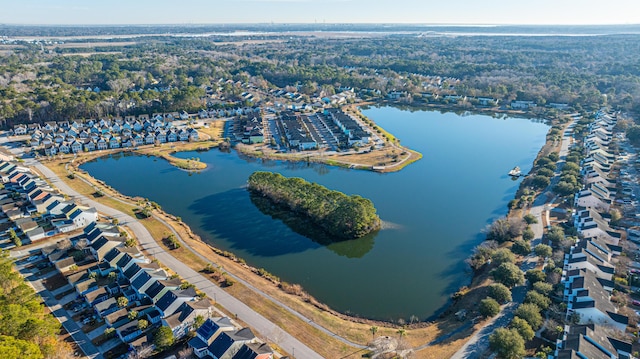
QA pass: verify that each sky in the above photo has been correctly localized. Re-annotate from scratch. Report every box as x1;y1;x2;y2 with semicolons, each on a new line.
0;0;639;26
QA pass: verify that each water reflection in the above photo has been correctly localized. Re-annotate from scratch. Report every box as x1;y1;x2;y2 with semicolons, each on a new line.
189;188;322;257
250;193;376;258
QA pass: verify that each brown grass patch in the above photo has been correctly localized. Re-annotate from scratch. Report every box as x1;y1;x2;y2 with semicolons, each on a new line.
197;120;226;141
41;153;483;359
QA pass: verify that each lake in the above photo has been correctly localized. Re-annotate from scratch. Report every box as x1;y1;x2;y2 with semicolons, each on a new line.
81;107;549;322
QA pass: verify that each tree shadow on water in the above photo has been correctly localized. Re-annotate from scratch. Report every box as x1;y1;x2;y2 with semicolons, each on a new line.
188;188;319;257
249;193;376;258
188;189;376;258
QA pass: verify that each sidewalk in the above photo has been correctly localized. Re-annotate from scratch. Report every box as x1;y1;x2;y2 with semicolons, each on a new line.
15;262;103;359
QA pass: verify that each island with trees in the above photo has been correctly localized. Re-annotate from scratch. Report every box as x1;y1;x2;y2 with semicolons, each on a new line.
247;171;380;239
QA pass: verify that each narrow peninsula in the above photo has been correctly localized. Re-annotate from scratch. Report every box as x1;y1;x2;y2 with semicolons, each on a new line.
247;171;381;239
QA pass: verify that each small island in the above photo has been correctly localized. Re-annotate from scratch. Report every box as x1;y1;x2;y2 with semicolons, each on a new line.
247;171;381;239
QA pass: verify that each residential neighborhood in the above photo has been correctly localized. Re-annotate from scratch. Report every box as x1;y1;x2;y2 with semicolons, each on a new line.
553;110;637;358
0;155;278;358
0;160;98;249
12;193;277;359
13;113;200;157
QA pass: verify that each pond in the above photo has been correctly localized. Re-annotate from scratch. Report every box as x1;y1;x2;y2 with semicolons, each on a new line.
81;106;549;321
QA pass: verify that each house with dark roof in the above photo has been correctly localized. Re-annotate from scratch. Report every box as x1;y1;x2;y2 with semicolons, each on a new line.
564;269;628;331
555;324;634;359
104;308;129;328
127;263;167;294
189;318;239;359
162;298;215;339
105;246;145;271
89;235;126;261
574;208;621;245
232;343;274;359
115;319;146;342
156;287;197;317
143;278;182;303
85;286;110;306
563;243;615;280
209;328;257;359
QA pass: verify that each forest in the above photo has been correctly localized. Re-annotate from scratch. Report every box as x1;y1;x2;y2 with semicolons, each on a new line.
1;25;640;128
247;171;380;239
0;252;71;359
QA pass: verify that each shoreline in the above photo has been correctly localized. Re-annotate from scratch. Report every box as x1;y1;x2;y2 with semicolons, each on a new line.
58;113;550;327
28;105;560;358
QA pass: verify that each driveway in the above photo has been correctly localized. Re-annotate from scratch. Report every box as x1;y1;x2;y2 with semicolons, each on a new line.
14;257;103;359
25;158;326;359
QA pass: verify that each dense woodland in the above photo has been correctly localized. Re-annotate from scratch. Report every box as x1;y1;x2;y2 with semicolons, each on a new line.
1;26;640;128
0;253;71;359
247;171;380;239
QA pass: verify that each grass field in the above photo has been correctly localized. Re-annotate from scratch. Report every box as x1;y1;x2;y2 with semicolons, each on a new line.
40;142;483;359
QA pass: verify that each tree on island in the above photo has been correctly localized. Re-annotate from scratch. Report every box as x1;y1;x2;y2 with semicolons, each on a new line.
247;171;380;239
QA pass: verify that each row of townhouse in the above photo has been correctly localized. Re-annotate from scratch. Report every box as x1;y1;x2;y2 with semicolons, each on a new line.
0;161;98;248
555;110;635;358
15;113;181;136
575;112;619;213
39;221;274;358
13;107;262;138
41;127;200;156
231;113;265;145
26;118;200;156
199;106;261;119
324;108;371;147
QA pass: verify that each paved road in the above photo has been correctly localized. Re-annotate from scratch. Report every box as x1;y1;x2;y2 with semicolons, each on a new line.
449;119;575;358
15;259;103;359
450;286;526;359
25;158;325;359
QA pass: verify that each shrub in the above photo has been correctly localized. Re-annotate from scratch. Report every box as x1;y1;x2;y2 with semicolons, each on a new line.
479;298;501;318
525;291;551;310
515;303;543;330
511;240;531;256
510;317;535;341
492;248;516;265
491;263;525;288
488;283;512;304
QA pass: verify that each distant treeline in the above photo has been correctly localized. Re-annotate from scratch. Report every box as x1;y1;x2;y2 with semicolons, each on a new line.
247;171;380;239
3;30;640;128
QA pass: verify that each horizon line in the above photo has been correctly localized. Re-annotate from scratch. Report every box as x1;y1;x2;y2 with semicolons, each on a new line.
1;22;640;27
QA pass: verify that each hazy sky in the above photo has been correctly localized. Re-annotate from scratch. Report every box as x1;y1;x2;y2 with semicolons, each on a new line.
1;0;639;25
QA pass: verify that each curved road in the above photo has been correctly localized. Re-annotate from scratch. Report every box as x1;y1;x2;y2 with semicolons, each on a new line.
449;119;575;359
26;157;325;359
65;161;367;352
